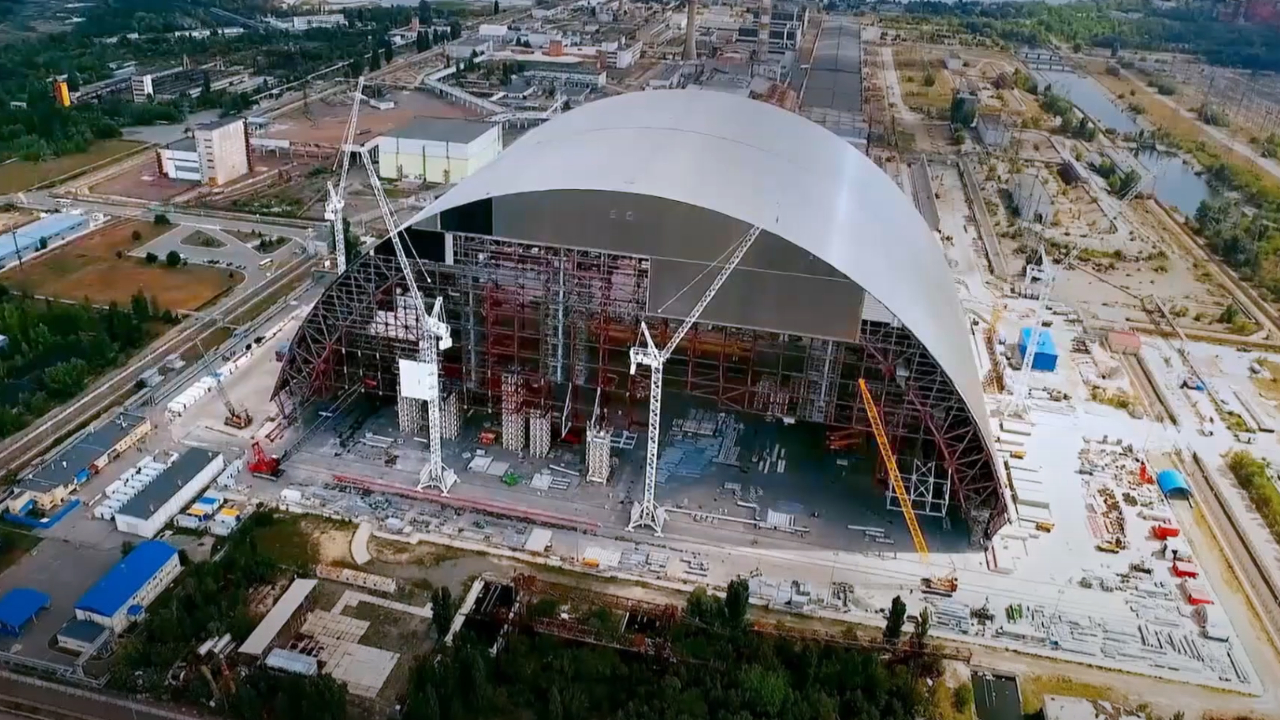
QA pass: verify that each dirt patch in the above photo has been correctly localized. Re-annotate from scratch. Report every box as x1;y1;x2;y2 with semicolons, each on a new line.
0;208;39;234
1;220;241;312
1251;360;1280;402
0;139;143;193
261;89;481;147
314;526;355;565
180;230;227;249
90;161;196;202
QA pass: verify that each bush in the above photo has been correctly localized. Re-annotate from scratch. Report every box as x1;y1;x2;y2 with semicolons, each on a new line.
131;229;142;242
153;213;171;226
165;250;181;267
144;252;158;264
115;250;124;259
953;682;974;713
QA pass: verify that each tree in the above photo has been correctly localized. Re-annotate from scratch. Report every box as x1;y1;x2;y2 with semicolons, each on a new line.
115;250;124;259
724;576;750;630
884;595;908;642
144;252;158;264
369;49;382;71
383;45;394;64
449;19;462;40
131;229;142;242
165;250;181;267
493;0;500;14
923;68;936;87
911;606;932;649
416;30;427;52
430;587;457;639
153;213;171;226
949;94;976;128
66;69;81;92
418;0;432;20
202;71;212;95
350;55;366;78
129;290;150;321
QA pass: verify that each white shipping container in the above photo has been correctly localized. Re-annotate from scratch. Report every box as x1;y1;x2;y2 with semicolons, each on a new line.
139;455;156;467
105;480;125;497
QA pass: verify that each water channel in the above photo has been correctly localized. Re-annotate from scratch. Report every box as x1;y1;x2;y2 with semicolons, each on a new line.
1034;69;1214;215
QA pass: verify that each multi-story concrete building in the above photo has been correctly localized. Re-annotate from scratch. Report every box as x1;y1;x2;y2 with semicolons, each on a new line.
194;117;251;186
156;138;202;182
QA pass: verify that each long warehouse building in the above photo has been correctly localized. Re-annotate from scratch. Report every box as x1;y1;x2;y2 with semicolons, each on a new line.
272;90;1008;541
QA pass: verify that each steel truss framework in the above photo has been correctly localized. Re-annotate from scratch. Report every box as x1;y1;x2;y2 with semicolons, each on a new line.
274;232;1008;542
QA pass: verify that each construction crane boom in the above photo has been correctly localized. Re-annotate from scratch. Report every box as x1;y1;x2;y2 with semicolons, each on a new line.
858;378;927;561
627;226;762;534
358;149;456;493
197;340;252;429
325;76;366;275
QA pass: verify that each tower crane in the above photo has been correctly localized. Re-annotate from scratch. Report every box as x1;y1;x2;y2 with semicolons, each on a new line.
858;378;957;595
325;76;366;275
358;148;457;494
628;225;763;535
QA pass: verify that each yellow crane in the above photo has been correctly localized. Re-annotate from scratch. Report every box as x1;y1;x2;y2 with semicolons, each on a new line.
858;379;958;595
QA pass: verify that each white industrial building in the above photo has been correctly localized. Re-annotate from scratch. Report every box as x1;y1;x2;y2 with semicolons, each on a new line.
194;117;250;186
114;449;226;538
374;118;502;185
155;138;202;182
976;114;1012;149
73;540;181;632
446;37;493;60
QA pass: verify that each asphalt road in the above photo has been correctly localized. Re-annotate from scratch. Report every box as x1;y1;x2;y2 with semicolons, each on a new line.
0;677;200;720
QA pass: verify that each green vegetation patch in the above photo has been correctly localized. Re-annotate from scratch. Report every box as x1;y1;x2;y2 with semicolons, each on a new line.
1019;674;1126;715
0;140;142;194
1225;450;1280;548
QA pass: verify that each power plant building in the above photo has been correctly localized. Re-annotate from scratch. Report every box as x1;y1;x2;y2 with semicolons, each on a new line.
275;90;1009;541
374;119;502;185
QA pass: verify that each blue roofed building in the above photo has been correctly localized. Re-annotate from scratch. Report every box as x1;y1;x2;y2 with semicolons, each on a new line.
0;213;89;267
74;540;181;632
0;588;51;637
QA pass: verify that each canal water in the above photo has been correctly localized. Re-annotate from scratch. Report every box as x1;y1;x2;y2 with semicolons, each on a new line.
1034;69;1143;134
1033;70;1215;214
1135;149;1216;217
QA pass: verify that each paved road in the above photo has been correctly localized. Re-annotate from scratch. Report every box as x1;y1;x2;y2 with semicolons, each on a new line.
0;676;200;720
131;224;302;288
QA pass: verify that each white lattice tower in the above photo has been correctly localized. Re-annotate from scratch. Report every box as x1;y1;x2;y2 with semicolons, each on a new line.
441;390;461;441
501;372;525;452
585;423;612;483
397;377;422;435
529;410;552;458
416;329;457;494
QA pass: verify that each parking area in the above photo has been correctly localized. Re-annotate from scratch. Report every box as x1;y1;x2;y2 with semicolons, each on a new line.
0;538;120;665
131;225;301;286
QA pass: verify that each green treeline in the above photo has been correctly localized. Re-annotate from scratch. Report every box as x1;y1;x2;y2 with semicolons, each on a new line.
1225;450;1280;547
899;1;1280;71
402;582;933;720
0;286;167;441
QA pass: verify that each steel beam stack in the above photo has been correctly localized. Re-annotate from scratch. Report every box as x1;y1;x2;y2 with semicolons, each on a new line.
502;372;525;452
586;424;611;483
529;410;552;458
441;391;461;441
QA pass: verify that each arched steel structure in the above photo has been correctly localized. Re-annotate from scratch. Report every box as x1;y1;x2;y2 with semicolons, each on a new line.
273;90;1009;541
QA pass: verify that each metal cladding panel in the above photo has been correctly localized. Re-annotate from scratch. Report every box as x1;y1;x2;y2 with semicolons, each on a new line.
648;258;863;342
403;89;993;452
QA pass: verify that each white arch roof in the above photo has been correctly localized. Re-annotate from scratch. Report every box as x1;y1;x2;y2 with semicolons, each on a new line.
406;89;991;441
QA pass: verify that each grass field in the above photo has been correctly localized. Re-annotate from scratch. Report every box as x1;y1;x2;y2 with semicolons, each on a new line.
0;139;143;194
1;220;242;312
1018;675;1126;715
894;48;954;114
0;524;41;575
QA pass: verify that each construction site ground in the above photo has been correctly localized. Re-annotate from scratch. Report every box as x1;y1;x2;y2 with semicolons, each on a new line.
260;89;482;147
90;163;196;203
0;219;242;311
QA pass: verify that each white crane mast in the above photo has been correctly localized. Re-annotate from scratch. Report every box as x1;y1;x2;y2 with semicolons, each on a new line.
359;149;457;493
325;76;366;275
628;225;762;535
1004;244;1078;419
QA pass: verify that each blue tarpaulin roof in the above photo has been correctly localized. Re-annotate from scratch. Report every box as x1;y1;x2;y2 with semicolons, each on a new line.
75;541;177;618
1156;469;1192;499
0;588;51;636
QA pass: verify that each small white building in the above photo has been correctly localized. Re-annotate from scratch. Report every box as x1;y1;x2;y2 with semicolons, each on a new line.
1009;173;1057;224
114;449;226;538
374;118;502;185
447;37;493;60
73;540;181;632
477;23;511;42
156;138;202;182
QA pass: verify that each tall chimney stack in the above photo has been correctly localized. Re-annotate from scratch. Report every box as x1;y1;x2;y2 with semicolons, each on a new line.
684;0;697;61
756;0;770;59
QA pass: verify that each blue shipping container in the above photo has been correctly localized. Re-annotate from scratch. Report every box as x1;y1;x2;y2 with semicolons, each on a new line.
1017;327;1058;372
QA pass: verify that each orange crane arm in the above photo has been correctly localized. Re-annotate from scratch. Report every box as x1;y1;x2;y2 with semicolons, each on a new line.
858;379;929;562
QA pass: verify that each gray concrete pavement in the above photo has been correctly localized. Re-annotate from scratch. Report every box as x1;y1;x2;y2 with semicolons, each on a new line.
130;224;303;287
